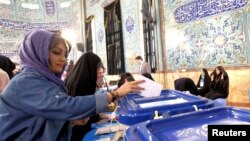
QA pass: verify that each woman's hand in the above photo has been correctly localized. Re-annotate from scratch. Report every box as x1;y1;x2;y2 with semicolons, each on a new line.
116;80;144;97
72;118;90;125
99;113;110;119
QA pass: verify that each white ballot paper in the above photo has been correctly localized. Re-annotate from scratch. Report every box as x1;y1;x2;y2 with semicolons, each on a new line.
137;75;163;97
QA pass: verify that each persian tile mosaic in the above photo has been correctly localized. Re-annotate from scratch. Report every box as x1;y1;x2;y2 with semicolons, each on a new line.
125;15;134;33
86;0;107;68
0;0;83;63
174;0;247;23
163;0;250;70
86;0;141;72
120;0;141;72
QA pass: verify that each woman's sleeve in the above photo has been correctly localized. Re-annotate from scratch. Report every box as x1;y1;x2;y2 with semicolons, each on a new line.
217;75;229;94
204;77;211;89
5;76;109;120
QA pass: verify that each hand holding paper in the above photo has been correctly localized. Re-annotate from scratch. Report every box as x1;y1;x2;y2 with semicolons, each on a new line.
137;75;163;97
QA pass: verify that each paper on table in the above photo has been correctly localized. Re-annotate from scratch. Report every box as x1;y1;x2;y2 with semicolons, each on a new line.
137;75;163;97
95;124;128;135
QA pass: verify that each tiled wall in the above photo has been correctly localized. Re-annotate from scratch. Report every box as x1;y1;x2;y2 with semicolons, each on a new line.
85;0;142;73
85;0;107;69
120;0;141;73
162;0;250;70
0;0;83;63
162;0;250;106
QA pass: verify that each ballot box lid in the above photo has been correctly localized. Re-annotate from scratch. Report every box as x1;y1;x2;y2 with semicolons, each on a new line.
117;89;214;125
124;107;250;141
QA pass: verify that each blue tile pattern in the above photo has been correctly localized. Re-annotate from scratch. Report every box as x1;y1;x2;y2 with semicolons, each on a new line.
174;0;247;23
98;29;104;43
163;0;250;70
125;15;134;33
0;0;83;63
86;0;141;72
0;19;69;30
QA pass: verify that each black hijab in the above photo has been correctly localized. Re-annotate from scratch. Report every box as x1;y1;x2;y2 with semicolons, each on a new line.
202;68;209;78
65;52;102;96
0;55;16;79
211;66;228;82
197;68;211;87
117;72;135;87
174;77;199;95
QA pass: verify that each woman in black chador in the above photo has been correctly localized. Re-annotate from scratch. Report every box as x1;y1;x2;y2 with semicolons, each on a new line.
174;77;199;96
205;66;229;100
65;52;105;141
197;68;211;96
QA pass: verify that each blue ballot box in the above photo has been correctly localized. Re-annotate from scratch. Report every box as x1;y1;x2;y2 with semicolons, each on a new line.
117;89;214;125
124;107;250;141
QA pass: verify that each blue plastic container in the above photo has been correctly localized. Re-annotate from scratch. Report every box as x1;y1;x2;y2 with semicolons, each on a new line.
124;107;250;141
117;89;214;125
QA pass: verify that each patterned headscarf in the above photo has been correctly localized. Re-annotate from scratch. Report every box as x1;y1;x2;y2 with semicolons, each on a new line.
19;29;66;91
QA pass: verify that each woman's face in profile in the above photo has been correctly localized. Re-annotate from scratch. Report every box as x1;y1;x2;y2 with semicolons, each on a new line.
49;41;67;73
97;67;104;81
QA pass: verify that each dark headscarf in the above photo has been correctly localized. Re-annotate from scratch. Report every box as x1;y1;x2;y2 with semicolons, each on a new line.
174;77;199;95
117;72;135;88
197;68;211;87
0;55;16;79
65;52;102;96
205;66;229;99
196;68;211;96
210;66;228;82
202;68;209;77
19;29;67;91
142;72;154;81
